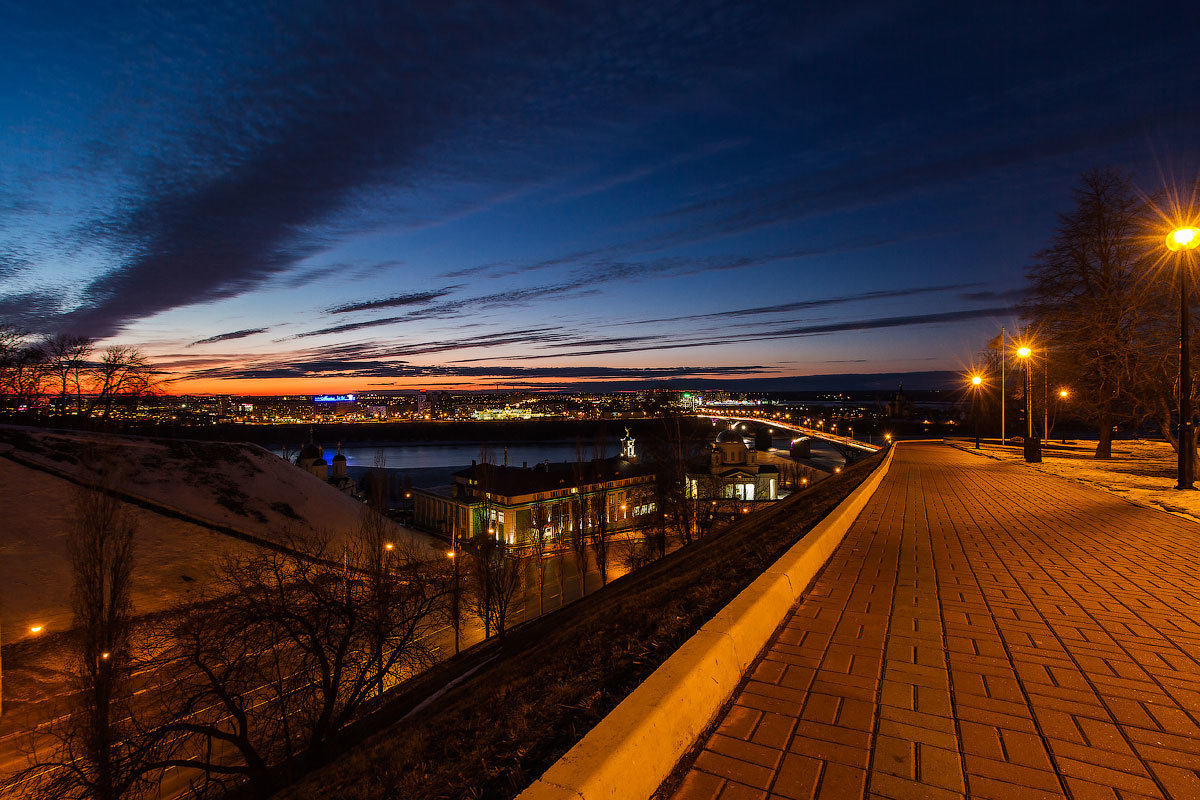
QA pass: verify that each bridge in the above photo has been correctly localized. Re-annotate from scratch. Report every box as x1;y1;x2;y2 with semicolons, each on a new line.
696;412;882;462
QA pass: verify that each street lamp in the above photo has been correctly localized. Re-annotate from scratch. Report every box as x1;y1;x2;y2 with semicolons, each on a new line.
969;374;983;449
1016;345;1040;462
1167;226;1200;489
1057;388;1070;444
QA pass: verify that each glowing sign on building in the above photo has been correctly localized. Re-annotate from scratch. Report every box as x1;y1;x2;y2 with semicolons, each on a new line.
313;394;356;403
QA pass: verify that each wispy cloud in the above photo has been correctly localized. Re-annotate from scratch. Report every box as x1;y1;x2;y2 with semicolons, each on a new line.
326;287;458;314
458;307;1011;362
189;327;268;346
613;284;982;327
295;283;598;338
960;288;1027;303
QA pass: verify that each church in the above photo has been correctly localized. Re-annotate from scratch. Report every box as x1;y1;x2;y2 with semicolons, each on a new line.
295;441;358;496
685;427;779;503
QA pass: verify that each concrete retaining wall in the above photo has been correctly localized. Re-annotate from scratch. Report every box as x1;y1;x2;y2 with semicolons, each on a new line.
519;444;898;800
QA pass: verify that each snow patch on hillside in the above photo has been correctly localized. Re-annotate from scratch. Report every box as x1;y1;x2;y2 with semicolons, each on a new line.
0;426;437;641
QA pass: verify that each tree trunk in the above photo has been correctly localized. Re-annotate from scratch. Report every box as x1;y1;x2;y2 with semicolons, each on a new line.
1094;406;1113;459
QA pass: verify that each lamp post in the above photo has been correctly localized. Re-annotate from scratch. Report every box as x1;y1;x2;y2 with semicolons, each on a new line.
1017;346;1040;463
969;374;983;449
1000;326;1007;445
1167;226;1199;489
1058;389;1070;445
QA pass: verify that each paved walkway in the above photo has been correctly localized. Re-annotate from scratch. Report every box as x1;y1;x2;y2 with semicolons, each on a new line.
669;443;1200;800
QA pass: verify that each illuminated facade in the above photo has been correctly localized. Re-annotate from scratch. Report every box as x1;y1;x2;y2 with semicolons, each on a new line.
686;428;778;502
412;436;655;546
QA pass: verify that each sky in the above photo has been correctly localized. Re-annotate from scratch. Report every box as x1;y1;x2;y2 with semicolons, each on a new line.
1;0;1198;394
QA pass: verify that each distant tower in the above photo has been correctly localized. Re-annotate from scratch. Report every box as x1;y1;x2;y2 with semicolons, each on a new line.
621;428;637;462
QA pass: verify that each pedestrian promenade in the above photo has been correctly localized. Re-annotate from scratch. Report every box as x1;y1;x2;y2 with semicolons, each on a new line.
669;443;1200;800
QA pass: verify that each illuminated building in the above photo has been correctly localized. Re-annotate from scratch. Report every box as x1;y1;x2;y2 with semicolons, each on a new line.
685;427;778;502
412;433;654;546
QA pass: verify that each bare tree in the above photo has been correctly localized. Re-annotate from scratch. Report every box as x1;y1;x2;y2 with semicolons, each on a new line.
1023;169;1161;458
550;498;567;602
641;413;711;547
447;513;465;655
467;537;524;641
528;494;552;615
588;488;612;587
567;490;589;597
0;332;47;410
86;346;158;420
0;324;25;398
42;334;94;417
568;446;591;596
6;481;150;800
149;532;445;793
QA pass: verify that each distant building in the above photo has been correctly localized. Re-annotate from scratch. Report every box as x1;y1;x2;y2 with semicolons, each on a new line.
686;427;779;502
886;384;913;418
417;391;442;418
412;433;655;546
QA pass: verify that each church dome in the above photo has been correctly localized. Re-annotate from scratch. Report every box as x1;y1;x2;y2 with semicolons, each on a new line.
715;429;743;444
299;443;321;460
332;453;347;463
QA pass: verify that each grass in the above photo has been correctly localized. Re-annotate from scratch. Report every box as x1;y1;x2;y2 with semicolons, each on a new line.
273;448;886;800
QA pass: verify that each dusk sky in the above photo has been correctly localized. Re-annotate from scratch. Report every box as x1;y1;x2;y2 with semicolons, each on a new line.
2;1;1198;394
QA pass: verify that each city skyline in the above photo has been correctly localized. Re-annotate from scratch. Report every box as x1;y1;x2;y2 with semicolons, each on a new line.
2;2;1199;394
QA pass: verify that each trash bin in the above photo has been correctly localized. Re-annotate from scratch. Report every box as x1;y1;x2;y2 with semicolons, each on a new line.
1024;435;1042;463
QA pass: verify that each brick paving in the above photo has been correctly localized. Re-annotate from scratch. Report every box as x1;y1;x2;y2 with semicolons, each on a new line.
669;443;1200;800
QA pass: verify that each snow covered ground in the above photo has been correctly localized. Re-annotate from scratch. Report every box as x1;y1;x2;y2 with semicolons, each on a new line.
0;425;437;643
951;438;1200;523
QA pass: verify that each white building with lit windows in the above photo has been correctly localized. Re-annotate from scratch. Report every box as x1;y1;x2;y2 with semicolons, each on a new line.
411;432;656;547
686;428;778;503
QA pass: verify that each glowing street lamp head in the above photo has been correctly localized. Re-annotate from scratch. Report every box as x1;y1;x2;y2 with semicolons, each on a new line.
1060;389;1070;399
1167;227;1200;252
30;625;43;634
1017;346;1031;358
971;375;983;386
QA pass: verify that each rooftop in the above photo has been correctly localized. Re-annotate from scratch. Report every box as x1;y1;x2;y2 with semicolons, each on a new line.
453;456;655;497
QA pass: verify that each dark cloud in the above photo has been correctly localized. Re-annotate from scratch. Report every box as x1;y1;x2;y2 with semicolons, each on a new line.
189;328;268;346
326;287;457;314
189;358;772;382
960;288;1027;303
617;284;981;327
0;291;63;330
460;306;1011;361
25;1;809;337
295;282;598;338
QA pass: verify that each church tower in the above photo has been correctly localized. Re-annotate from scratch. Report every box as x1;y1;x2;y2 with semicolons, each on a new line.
621;428;637;463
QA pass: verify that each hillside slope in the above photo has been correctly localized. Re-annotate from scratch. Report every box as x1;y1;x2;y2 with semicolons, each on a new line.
0;425;436;642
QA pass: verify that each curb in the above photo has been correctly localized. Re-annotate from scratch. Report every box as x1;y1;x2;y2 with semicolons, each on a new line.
518;444;899;800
